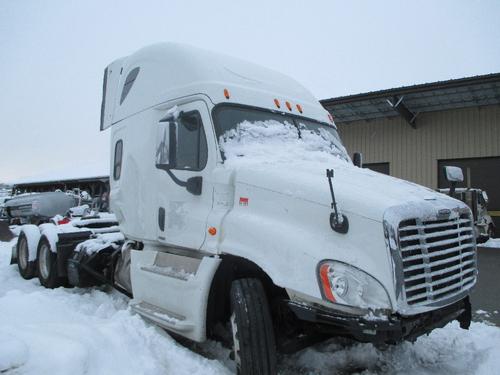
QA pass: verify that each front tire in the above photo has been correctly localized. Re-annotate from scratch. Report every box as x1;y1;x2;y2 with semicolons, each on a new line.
230;278;277;375
37;236;63;288
17;232;37;279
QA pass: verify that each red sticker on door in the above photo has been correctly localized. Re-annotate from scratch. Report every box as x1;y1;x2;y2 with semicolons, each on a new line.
239;197;249;206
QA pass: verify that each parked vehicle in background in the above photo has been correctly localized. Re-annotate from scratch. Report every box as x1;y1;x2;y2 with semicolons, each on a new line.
0;195;10;219
3;191;78;225
10;44;479;375
439;166;496;243
3;189;108;225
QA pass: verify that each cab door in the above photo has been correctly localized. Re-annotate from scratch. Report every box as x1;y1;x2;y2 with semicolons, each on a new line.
154;100;215;250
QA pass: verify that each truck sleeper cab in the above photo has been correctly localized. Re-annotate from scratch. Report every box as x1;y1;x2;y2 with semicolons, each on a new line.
101;43;476;374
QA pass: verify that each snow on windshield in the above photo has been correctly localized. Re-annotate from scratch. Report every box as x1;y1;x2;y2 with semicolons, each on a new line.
219;119;350;167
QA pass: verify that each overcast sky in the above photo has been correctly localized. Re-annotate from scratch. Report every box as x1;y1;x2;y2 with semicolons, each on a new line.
1;0;499;183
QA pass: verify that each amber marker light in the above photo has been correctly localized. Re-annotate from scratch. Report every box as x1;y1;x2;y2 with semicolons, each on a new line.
274;98;281;108
319;263;336;302
208;227;217;236
224;88;230;99
296;104;303;113
285;101;292;111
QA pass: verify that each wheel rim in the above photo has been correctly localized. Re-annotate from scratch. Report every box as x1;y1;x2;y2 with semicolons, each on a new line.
230;312;241;369
18;237;28;270
39;243;51;280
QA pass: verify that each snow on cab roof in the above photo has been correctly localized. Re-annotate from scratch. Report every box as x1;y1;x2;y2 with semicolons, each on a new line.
10;161;109;186
108;43;330;127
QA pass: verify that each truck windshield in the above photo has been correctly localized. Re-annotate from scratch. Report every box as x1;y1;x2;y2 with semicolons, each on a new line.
213;105;349;162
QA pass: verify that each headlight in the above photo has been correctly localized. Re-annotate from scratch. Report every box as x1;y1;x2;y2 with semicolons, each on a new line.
318;260;391;309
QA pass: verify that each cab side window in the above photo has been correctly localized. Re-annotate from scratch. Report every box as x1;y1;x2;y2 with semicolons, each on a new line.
113;140;123;180
176;111;208;171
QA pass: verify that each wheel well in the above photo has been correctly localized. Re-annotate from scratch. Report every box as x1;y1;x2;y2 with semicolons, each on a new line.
206;254;288;337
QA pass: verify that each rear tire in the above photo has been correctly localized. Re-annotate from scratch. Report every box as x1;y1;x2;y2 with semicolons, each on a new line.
37;236;63;289
230;278;277;375
17;232;37;279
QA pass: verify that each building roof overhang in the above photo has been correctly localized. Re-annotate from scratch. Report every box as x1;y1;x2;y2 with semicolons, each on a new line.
321;72;500;127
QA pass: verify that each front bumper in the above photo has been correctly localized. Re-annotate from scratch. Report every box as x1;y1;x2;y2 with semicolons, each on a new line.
288;297;471;344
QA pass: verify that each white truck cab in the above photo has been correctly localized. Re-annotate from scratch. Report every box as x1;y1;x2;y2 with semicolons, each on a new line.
101;43;476;374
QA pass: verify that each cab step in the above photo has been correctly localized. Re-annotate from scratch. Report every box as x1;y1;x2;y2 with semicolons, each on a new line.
130;300;194;332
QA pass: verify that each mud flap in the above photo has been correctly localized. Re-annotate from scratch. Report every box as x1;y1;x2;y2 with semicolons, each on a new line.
458;296;472;330
56;231;93;277
0;221;14;242
10;240;17;265
114;243;132;294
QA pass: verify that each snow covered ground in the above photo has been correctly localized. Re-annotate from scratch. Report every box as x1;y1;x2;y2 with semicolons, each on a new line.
0;238;231;375
2;238;500;375
481;238;500;248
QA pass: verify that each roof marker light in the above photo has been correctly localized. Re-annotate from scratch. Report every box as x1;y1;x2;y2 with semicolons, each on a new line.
224;88;230;99
296;104;303;113
274;98;281;108
286;101;292;111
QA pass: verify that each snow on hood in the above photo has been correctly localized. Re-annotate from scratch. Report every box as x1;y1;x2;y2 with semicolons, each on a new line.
220;120;462;222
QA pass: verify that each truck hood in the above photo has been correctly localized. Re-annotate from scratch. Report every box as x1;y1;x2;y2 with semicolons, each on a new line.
231;161;462;222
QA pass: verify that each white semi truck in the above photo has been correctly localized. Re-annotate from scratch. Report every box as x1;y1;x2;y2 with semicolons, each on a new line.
12;43;477;374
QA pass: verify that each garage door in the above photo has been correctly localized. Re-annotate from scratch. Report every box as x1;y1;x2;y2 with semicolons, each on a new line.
438;156;500;236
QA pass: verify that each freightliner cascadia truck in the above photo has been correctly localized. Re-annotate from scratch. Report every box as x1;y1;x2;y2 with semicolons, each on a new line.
13;43;477;374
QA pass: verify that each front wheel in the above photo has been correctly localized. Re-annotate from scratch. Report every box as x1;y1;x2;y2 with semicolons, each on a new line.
37;236;63;288
17;232;37;279
230;278;277;375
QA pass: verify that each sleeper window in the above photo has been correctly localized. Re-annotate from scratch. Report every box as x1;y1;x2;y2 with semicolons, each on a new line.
113;140;123;180
120;67;140;105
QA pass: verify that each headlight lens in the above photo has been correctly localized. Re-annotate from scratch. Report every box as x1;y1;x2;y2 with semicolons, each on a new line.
318;261;391;309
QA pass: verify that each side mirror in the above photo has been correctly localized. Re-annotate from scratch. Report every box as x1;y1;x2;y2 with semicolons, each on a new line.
155;120;177;170
443;166;463;196
186;176;203;195
352;152;363;168
444;166;464;183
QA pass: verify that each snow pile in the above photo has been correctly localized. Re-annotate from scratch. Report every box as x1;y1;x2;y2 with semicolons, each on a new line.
219;120;349;168
281;322;500;374
2;237;500;374
0;239;230;375
481;238;500;248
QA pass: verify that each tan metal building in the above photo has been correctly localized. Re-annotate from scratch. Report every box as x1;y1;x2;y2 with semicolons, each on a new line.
321;73;500;230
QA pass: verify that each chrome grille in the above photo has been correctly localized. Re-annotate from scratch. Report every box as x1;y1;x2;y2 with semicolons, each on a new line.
398;214;477;306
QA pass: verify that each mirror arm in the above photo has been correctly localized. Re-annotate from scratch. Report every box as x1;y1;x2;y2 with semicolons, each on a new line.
326;169;349;234
157;167;202;196
449;181;457;197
